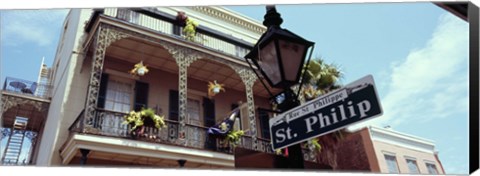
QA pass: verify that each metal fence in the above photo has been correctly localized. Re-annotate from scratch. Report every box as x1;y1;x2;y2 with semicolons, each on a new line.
2;77;52;99
69;108;280;155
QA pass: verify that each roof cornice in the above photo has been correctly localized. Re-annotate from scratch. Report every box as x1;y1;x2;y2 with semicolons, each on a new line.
189;6;267;35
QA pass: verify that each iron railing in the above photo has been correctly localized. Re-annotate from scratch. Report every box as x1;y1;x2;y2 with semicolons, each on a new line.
69;108;277;155
103;8;251;58
2;77;52;99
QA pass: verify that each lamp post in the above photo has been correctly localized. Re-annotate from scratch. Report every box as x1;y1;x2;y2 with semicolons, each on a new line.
245;5;315;169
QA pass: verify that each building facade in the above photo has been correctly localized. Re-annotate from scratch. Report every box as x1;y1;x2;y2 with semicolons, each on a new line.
1;61;52;165
1;6;445;173
28;7;296;168
315;126;445;174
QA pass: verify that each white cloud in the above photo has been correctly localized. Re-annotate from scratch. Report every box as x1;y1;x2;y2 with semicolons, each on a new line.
1;9;69;47
347;13;468;130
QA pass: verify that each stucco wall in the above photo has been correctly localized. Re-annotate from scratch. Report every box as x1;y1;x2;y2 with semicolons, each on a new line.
36;9;93;166
40;7;272;166
103;57;271;137
372;140;444;174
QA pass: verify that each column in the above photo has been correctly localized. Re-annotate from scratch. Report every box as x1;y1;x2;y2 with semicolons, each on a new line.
79;149;90;165
235;68;258;151
84;25;128;132
168;47;198;146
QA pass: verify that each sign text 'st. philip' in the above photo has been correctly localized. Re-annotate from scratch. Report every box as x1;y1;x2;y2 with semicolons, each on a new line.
269;75;383;150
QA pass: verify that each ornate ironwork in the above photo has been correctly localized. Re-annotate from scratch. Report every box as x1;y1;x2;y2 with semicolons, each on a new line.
166;47;200;145
1;128;10;140
2;77;52;99
234;68;258;150
84;24;129;130
1;95;48;114
84;23;264;149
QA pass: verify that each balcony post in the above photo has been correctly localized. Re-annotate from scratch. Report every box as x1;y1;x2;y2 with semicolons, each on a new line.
170;48;199;146
83;25;128;132
235;68;258;151
79;149;90;165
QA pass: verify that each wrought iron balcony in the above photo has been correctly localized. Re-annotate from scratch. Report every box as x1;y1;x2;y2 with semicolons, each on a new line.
100;8;252;59
2;77;52;99
68;108;275;155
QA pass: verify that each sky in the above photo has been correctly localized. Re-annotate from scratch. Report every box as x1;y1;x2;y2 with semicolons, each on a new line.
229;3;469;174
0;2;470;174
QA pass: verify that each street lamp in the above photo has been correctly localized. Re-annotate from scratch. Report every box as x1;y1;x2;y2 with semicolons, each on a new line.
244;5;315;169
245;6;314;89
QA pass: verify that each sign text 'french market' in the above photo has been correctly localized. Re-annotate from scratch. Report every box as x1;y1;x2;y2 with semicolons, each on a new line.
269;75;383;150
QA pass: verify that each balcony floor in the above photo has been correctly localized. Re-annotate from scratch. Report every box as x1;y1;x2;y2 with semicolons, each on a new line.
60;133;234;168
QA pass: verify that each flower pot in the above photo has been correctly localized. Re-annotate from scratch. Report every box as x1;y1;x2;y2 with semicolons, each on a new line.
137;67;146;76
213;87;221;94
131;126;145;139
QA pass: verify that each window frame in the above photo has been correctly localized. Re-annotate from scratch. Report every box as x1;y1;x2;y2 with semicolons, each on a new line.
186;89;205;126
383;152;400;174
104;75;134;113
424;161;439;174
404;156;420;174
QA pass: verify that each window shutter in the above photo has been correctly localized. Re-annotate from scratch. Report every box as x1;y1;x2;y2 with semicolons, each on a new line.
134;81;149;111
97;73;109;108
203;97;216;150
258;109;270;139
203;97;215;127
169;90;179;121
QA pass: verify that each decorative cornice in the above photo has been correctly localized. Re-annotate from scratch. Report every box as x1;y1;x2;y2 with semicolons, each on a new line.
369;126;436;154
189;6;266;35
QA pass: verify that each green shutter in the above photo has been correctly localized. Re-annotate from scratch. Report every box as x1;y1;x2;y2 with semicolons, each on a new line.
134;81;149;111
204;97;216;150
169;90;179;121
258;109;270;139
97;73;109;108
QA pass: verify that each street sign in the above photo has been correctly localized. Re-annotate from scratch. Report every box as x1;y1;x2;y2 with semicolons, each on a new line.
269;75;383;150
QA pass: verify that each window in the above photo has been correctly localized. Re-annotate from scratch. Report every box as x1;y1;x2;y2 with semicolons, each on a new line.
102;78;133;136
187;98;202;126
238;103;250;134
186;93;204;148
406;158;419;174
426;163;438;174
384;154;400;173
105;79;133;113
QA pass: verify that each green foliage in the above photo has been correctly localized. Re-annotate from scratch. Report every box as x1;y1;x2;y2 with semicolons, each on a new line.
123;108;166;131
300;58;343;154
183;18;199;41
311;138;322;152
303;138;321;152
301;58;342;100
225;130;245;146
303;59;341;90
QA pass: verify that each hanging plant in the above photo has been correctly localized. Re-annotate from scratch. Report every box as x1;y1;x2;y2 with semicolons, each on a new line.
303;138;322;152
123;108;166;137
176;11;199;42
183;18;199;41
129;61;149;76
208;80;225;98
225;129;245;147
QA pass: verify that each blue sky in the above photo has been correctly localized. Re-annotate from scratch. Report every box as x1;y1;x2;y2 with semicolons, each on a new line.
0;2;469;174
228;3;469;174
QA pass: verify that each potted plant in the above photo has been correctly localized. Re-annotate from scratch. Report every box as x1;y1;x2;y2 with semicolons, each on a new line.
129;61;149;76
208;80;225;98
176;11;199;42
225;129;244;147
123;108;166;138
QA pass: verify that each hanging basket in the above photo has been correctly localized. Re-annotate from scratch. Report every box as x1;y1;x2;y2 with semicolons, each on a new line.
123;108;166;139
